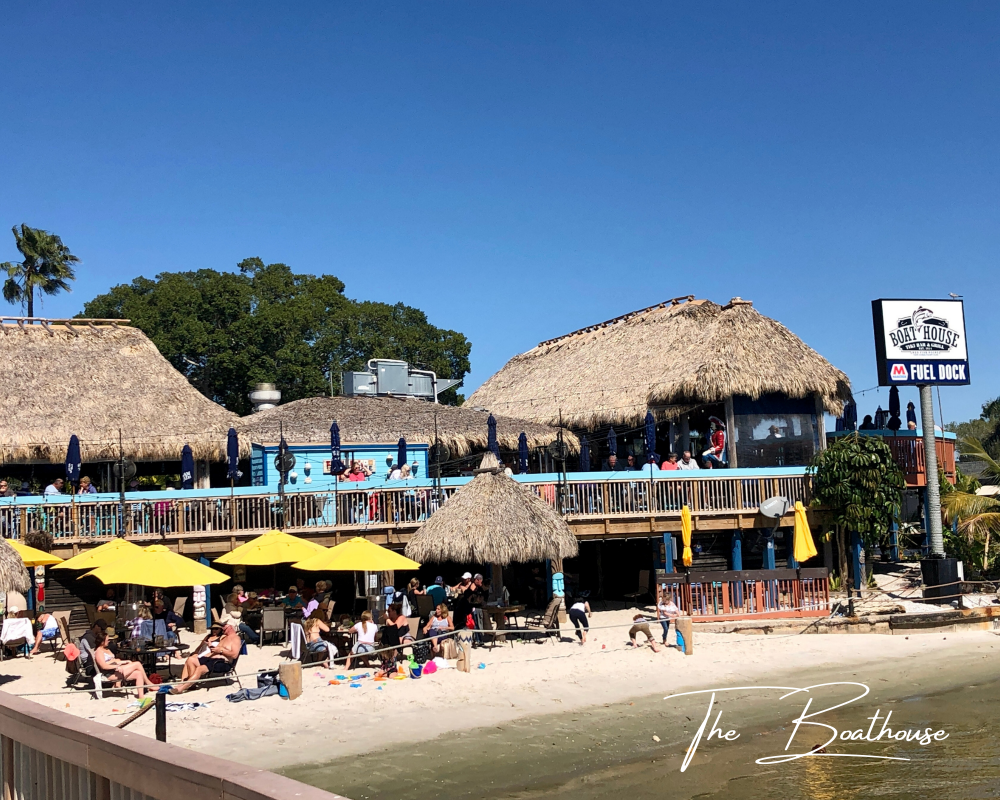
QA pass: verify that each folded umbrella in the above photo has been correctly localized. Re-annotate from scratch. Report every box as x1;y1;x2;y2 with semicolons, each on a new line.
681;505;693;568
792;501;818;563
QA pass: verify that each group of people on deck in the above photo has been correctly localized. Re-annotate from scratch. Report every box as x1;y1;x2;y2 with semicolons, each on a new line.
601;417;728;472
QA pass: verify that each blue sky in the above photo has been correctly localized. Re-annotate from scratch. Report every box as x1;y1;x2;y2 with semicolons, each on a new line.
1;2;997;423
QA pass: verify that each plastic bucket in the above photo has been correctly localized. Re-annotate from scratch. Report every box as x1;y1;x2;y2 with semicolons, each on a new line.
410;664;423;679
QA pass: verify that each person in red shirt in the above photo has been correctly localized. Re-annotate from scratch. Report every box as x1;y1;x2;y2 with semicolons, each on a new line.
702;417;727;468
660;453;680;471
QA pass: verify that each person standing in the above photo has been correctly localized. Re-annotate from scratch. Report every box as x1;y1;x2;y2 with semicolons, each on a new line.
568;598;591;644
701;418;727;469
656;587;680;645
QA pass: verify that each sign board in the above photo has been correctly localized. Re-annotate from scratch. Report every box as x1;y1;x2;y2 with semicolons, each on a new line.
872;299;970;386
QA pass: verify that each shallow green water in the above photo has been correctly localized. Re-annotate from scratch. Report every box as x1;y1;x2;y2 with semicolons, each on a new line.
285;667;1000;799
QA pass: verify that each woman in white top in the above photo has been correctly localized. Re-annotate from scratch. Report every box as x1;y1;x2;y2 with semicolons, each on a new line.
346;610;377;669
568;599;591;644
656;586;680;645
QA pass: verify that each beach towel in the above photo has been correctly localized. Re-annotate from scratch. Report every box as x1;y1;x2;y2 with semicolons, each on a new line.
226;671;280;703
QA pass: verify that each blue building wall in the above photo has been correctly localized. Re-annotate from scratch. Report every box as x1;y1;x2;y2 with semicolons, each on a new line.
250;442;430;490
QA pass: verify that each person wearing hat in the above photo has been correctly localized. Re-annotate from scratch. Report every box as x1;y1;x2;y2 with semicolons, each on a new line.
426;576;446;608
451;573;474;630
281;586;304;609
171;623;240;693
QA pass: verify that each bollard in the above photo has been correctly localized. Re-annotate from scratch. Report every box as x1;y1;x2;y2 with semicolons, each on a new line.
676;616;693;655
279;662;303;700
155;691;167;742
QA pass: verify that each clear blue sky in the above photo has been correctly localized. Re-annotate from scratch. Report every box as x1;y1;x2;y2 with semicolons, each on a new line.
2;2;997;423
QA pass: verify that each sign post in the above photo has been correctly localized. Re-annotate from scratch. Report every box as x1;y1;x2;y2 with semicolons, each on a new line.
873;299;969;597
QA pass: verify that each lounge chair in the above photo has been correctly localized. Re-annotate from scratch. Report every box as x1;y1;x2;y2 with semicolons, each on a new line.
258;607;286;648
623;570;652;606
172;596;188;627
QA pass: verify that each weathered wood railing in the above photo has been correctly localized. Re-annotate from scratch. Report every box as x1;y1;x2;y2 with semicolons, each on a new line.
656;568;830;621
0;691;343;800
827;430;956;487
0;468;812;547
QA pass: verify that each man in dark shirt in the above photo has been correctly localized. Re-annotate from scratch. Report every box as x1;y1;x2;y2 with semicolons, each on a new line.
152;598;184;632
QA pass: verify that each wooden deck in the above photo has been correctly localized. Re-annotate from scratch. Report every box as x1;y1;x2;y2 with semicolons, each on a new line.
0;468;816;558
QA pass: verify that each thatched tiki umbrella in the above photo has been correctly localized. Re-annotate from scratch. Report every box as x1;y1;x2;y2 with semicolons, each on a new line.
0;539;32;596
405;452;578;599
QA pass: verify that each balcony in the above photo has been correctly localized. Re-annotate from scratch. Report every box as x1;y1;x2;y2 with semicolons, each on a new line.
826;430;956;488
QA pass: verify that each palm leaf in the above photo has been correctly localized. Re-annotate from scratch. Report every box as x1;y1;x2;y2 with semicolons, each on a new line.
958;437;1000;482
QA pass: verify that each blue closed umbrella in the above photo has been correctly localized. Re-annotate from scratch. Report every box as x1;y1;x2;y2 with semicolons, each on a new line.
330;421;345;475
843;401;858;432
874;406;887;429
487;415;500;459
644;412;657;464
396;437;407;471
518;432;529;474
226;428;240;481
835;416;846;432
579;435;591;472
607;427;617;457
888;386;901;419
180;444;195;490
65;435;81;484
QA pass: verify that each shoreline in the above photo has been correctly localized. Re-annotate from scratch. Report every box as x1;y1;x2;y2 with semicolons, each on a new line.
3;608;997;775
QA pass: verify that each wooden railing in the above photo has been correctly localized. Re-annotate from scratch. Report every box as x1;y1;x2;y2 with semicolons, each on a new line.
0;691;344;800
827;431;956;487
655;568;830;621
0;469;813;546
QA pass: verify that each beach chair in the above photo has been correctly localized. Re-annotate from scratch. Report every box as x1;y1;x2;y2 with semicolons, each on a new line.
623;570;652;606
173;596;188;627
52;611;72;653
199;652;243;691
259;607;286;648
84;604;97;626
211;607;221;625
75;638;119;699
0;618;32;660
415;595;434;621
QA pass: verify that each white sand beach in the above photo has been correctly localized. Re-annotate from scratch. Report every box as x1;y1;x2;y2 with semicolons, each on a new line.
2;607;997;772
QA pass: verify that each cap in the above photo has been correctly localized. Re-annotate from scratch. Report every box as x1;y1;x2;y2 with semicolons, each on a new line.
288;585;298;592
461;572;472;580
8;606;18;614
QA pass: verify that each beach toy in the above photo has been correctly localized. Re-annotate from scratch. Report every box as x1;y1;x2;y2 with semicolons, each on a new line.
329;679;342;685
477;663;486;669
63;643;80;662
676;631;685;650
335;675;347;681
377;685;384;690
410;664;423;679
391;674;407;680
422;661;437;675
601;644;606;649
349;682;362;688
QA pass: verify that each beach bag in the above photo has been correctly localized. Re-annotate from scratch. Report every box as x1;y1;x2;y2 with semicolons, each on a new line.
412;639;432;664
439;638;458;660
455;639;470;673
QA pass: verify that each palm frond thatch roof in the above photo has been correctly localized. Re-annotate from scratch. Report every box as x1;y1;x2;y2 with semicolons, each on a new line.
0;320;239;463
0;539;32;594
236;395;578;457
467;297;853;428
404;452;579;565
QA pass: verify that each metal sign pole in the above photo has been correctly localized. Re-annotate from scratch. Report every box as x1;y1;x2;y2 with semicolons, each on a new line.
919;384;944;556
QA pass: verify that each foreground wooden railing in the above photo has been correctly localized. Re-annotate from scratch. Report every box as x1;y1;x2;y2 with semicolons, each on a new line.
0;469;813;546
656;568;830;621
0;691;343;800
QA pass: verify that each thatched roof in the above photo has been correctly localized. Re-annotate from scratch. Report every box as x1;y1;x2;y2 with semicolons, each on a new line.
467;297;853;428
0;539;31;594
404;453;579;565
0;319;239;463
236;395;577;457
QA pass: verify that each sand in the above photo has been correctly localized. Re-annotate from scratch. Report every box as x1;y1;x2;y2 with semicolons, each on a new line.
2;607;997;772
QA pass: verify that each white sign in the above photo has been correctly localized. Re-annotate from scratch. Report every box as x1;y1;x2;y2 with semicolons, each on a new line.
872;299;970;386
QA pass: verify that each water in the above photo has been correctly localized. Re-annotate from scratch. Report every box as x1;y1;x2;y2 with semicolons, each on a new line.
285;667;1000;799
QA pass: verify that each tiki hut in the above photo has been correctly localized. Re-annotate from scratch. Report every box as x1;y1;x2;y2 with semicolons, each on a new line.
0;319;239;464
235;395;578;458
468;297;853;468
405;452;578;588
0;539;31;595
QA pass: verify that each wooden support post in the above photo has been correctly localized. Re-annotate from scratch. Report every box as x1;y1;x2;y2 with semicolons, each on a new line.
676;616;693;655
724;396;738;468
279;661;303;700
3;734;14;800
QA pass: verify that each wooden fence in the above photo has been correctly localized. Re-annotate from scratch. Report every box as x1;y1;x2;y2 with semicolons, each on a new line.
0;691;344;800
0;470;813;546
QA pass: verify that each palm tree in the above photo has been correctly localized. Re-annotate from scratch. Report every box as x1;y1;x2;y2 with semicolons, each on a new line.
942;437;1000;574
1;224;80;317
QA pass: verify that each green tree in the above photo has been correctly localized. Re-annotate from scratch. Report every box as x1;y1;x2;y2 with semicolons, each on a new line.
81;259;472;414
946;397;1000;459
942;438;1000;578
1;224;80;317
810;433;906;588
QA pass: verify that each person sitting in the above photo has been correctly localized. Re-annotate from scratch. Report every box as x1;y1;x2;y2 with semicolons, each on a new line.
96;588;116;612
227;593;259;645
171;623;241;693
345;611;377;669
676;450;700;471
346;461;367;482
126;604;153;641
232;584;247;604
859;415;876;431
300;587;319;619
302;617;331;664
152;598;184;634
94;630;153;699
282;586;304;609
78;476;98;494
661;453;679;471
28;612;60;656
425;576;446;608
422;603;454;656
628;613;662;651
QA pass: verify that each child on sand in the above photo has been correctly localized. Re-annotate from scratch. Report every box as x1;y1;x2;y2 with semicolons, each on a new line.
628;613;662;651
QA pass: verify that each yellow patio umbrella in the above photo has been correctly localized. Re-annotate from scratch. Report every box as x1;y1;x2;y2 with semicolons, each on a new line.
85;544;229;588
52;538;142;571
680;505;693;568
292;537;420;572
793;501;818;563
9;540;64;568
214;530;326;566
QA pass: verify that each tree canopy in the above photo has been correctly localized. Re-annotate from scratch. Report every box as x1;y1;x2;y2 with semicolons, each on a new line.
81;258;471;414
947;397;1000;460
1;224;80;317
